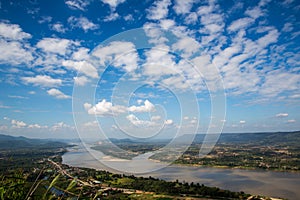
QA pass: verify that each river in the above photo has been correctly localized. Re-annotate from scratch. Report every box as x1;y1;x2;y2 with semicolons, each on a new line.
62;144;300;200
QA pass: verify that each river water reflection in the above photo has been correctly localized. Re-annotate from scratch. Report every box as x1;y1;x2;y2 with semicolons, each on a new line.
62;145;300;200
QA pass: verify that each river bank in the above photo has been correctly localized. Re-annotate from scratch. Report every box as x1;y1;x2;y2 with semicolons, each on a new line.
62;145;300;200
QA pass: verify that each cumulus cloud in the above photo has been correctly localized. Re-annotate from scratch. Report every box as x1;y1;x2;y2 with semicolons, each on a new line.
83;120;98;128
21;75;62;87
173;0;194;15
147;0;171;20
104;12;119;22
276;113;289;117
50;22;67;33
256;29;279;48
245;6;264;20
92;41;138;72
11;119;27;128
74;76;90;86
47;88;71;99
151;115;161;121
68;16;99;32
128;100;155;112
28;124;40;129
36;38;74;55
62;60;98;78
159;19;175;30
164;119;173;125
65;0;91;11
51;122;74;131
197;1;225;46
126;114;155;126
72;47;90;61
0;22;31;40
0;40;34;65
239;120;246;124
260;71;299;97
143;46;177;76
227;17;254;32
172;36;201;58
101;0;126;10
0;21;33;65
84;100;126;116
84;99;156;116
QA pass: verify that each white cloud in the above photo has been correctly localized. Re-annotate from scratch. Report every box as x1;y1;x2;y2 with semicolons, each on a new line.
101;0;126;10
83;121;99;129
124;14;133;21
151;115;161;121
92;41;138;72
162;75;189;90
65;0;91;11
0;22;31;40
289;94;300;99
50;22;67;33
28;124;47;129
172;36;201;58
160;19;175;30
287;119;296;123
260;71;299;97
84;100;126;116
47;88;71;99
11;119;27;128
227;17;254;32
38;16;52;24
8;95;28;99
147;0;171;20
257;29;279;48
51;122;74;131
197;2;225;45
212;45;242;67
137;99;143;105
173;0;194;15
74;76;90;86
84;99;156;116
62;60;98;78
72;47;90;61
276;113;289;117
21;75;62;87
258;0;272;7
0;40;34;65
239;120;246;124
184;12;198;24
282;22;293;32
245;6;264;20
128;100;155;112
68;16;99;32
104;12;119;22
143;46;177;76
36;38;74;55
126;114;155;126
164;119;173;125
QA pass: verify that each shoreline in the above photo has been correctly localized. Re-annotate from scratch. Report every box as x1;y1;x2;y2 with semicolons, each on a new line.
62;146;300;200
83;146;300;173
65;146;300;173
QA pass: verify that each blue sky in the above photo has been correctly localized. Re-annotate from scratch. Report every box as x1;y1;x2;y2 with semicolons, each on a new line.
0;0;299;139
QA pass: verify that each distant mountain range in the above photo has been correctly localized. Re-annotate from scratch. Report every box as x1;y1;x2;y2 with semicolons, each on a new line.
214;131;300;145
1;131;299;149
0;134;67;150
108;131;300;146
